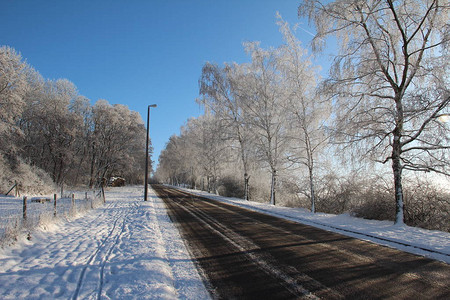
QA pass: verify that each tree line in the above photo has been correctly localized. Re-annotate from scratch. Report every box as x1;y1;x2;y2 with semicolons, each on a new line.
0;46;147;193
156;1;449;229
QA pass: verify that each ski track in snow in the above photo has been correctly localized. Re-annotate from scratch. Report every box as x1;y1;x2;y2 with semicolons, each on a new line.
0;186;210;300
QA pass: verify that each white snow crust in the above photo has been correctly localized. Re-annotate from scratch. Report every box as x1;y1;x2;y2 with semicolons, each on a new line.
0;186;210;300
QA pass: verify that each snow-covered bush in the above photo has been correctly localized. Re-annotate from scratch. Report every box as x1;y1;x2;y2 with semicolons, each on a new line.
217;176;245;198
352;192;395;222
0;154;55;195
317;173;450;232
403;180;450;232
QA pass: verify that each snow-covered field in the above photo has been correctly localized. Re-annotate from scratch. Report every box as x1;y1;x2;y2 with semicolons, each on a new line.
0;186;210;299
176;186;450;264
1;185;449;299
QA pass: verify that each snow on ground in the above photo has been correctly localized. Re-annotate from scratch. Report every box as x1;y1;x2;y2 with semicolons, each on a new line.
0;186;210;300
176;186;450;264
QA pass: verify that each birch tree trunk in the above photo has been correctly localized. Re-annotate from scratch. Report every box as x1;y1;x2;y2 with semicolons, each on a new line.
392;99;405;224
270;170;277;205
308;165;316;214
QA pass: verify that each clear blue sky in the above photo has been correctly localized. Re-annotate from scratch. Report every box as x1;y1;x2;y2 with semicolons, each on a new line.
1;0;328;166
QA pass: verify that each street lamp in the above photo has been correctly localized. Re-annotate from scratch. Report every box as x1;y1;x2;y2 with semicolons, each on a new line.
144;104;157;201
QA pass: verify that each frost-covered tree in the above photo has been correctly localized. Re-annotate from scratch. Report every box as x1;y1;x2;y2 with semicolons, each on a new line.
0;46;29;158
0;45;147;190
111;104;147;184
156;113;232;194
21;79;79;185
0;47;56;193
89;100;146;187
157;135;187;185
276;15;330;213
299;0;450;224
238;42;289;205
199;62;254;200
67;95;93;184
187;115;229;193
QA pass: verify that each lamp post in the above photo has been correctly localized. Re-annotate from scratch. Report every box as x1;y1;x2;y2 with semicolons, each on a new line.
144;104;157;201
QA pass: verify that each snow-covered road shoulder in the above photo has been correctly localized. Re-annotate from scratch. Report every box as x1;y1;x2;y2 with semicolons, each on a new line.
175;186;450;264
0;186;210;299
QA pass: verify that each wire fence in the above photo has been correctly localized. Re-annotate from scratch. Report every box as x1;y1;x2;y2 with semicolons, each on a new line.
0;189;105;247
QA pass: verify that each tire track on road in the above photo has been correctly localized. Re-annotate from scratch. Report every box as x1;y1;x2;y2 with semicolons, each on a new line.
158;187;332;299
175;196;328;299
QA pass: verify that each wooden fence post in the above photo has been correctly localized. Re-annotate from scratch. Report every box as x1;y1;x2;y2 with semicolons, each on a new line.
54;194;57;217
71;193;75;213
101;186;105;203
23;196;27;220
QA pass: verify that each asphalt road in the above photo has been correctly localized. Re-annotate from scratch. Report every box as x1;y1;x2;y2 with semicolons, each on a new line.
153;185;450;299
